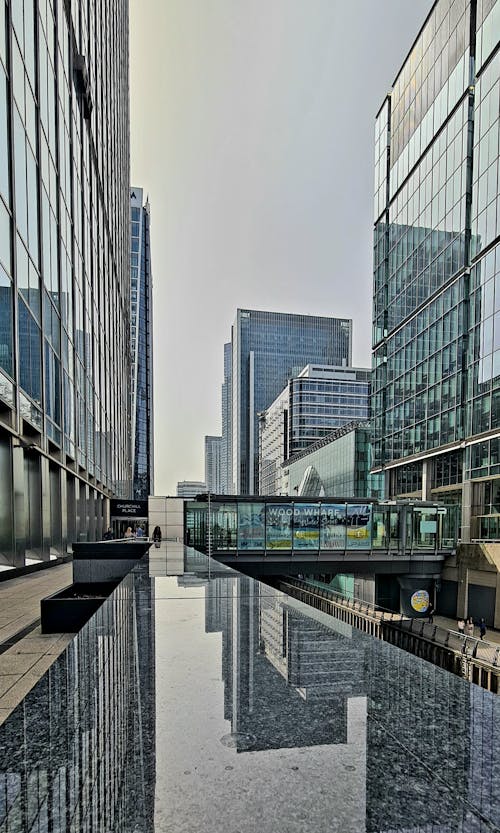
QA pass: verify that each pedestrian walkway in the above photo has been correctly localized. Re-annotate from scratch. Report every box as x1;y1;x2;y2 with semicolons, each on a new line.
433;614;500;645
0;563;74;724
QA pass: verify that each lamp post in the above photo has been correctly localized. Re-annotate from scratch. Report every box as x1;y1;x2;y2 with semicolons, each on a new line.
207;491;211;580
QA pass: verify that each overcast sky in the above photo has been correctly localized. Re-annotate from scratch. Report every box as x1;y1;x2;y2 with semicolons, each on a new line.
129;0;433;496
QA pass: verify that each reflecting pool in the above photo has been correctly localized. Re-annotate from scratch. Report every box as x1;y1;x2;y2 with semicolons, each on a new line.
1;547;500;832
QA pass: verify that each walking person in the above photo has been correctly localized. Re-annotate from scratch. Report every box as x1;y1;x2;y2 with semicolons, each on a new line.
136;525;144;538
153;525;162;548
103;527;113;541
427;602;435;624
465;617;474;637
479;618;487;640
124;526;134;539
457;618;465;635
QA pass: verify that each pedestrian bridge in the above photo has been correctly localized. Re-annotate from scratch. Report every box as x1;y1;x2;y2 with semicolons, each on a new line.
183;495;458;577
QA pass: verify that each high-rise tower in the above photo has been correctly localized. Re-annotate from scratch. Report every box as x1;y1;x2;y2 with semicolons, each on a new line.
372;0;500;541
230;309;352;494
0;1;131;567
130;188;154;500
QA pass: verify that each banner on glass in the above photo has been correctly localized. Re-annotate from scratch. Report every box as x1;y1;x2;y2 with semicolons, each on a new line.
293;504;320;549
346;504;371;550
266;504;293;549
237;503;265;550
320;504;346;550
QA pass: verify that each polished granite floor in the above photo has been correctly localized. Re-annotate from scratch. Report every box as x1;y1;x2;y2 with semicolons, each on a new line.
1;544;500;832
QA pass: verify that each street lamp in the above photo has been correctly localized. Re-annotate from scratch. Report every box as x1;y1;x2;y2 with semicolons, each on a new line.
207;491;211;580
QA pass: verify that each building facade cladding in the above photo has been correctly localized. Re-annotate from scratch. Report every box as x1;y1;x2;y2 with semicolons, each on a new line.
221;342;232;494
258;365;371;496
0;0;131;567
285;425;382;499
372;0;500;540
130;188;154;501
205;435;222;493
258;386;288;496
176;481;207;498
231;309;353;495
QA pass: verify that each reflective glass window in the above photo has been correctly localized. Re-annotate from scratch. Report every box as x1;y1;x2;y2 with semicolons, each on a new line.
293;504;319;550
346;504;372;550
237;502;265;550
265;503;292;550
320;503;346;550
0;264;13;377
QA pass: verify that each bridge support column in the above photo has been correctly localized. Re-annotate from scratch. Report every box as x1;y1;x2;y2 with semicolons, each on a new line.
397;575;435;618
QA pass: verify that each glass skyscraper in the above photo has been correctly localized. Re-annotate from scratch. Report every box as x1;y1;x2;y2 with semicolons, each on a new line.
130;188;154;501
221;342;232;494
259;364;371;495
372;0;500;540
205;435;222;492
0;0;131;567
230;309;352;494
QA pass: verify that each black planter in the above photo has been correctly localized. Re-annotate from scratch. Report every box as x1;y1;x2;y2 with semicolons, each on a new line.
41;582;119;634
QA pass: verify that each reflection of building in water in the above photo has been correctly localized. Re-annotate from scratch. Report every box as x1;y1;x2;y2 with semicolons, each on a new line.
373;0;500;546
206;566;500;831
205;574;367;751
365;637;473;833
0;568;156;831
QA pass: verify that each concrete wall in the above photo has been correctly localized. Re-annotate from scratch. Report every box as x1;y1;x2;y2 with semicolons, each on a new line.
439;543;500;628
148;497;184;542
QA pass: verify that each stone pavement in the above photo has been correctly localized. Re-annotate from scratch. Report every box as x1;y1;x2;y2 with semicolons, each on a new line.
0;563;74;724
432;614;500;645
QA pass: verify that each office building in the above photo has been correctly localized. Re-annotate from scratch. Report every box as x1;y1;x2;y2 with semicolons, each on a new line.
0;0;131;568
230;309;352;494
130;188;154;500
205;435;222;492
372;0;500;540
176;481;207;498
259;364;371;494
284;422;381;499
221;342;232;494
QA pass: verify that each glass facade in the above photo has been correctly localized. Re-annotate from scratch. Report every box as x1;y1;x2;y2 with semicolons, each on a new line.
185;497;455;554
204;435;222;492
286;424;383;499
231;309;352;495
372;0;500;541
130;188;154;500
259;365;371;495
220;342;232;493
0;0;131;567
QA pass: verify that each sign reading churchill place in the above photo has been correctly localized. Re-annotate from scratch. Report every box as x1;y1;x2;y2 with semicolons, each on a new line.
110;499;148;518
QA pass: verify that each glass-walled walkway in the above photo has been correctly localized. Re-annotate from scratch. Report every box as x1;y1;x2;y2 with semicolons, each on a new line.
185;497;459;556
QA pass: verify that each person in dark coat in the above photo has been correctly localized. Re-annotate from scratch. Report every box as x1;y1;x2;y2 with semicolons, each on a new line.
153;526;162;545
479;618;487;640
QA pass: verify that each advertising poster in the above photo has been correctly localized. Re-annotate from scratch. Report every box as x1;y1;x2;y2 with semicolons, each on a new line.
237;503;265;550
293;504;320;549
346;504;371;550
265;504;293;549
411;590;429;613
320;504;346;550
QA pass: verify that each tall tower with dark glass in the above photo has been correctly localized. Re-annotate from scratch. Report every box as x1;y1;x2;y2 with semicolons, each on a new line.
372;0;500;541
130;188;154;501
0;0;131;568
221;342;232;494
230;309;352;494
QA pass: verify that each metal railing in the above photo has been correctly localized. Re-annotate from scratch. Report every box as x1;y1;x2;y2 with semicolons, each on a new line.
280;577;500;693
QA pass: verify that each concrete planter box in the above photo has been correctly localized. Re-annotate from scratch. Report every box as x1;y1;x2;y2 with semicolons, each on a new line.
71;541;152;583
41;582;119;634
